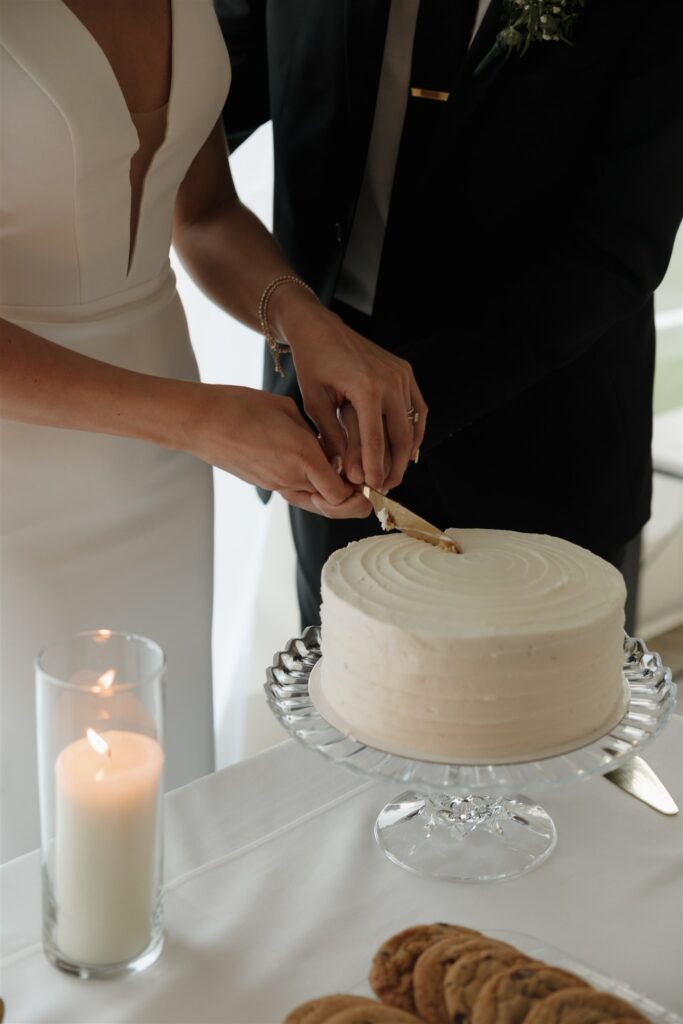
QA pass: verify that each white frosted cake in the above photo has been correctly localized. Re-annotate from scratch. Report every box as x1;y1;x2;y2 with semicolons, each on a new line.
317;529;628;763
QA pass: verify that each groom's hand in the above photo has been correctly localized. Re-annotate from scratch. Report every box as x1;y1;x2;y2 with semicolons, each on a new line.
290;313;427;493
339;403;394;492
269;291;427;492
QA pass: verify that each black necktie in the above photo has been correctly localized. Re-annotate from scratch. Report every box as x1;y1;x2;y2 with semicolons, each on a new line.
392;0;479;198
373;0;480;315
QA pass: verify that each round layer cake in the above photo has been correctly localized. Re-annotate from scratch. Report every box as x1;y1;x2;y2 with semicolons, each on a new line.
318;529;628;763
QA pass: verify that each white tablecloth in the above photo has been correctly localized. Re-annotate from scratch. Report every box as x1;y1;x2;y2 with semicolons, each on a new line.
2;719;682;1024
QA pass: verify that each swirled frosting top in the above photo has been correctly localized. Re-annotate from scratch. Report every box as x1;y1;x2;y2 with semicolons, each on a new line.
322;529;625;637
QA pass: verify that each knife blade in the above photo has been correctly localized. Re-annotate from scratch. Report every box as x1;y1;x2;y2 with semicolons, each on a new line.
362;485;461;553
604;755;679;815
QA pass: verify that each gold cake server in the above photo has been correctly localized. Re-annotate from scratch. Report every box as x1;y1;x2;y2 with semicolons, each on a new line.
362;485;461;553
604;755;679;815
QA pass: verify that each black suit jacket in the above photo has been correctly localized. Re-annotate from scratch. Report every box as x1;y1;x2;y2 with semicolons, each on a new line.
215;0;683;556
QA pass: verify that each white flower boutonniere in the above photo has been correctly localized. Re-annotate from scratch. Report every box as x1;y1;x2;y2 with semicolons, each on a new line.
475;0;587;76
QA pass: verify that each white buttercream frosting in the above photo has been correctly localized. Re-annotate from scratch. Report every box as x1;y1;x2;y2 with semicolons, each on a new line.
319;529;627;764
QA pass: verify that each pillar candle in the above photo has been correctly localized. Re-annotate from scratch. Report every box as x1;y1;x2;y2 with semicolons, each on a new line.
54;729;163;965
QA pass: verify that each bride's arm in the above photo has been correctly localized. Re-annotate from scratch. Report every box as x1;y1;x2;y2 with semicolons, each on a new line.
0;316;190;444
0;317;367;517
172;122;427;494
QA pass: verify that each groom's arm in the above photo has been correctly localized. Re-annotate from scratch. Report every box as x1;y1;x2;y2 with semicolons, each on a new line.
214;0;270;150
406;23;683;452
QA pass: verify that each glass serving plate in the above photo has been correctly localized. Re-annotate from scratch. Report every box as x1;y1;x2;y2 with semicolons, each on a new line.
342;930;682;1023
265;631;676;883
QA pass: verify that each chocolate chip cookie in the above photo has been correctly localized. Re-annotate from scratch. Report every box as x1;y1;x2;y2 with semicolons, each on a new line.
414;938;516;1024
284;995;377;1024
523;988;648;1024
370;924;481;1012
326;1005;423;1024
471;964;590;1024
444;947;532;1024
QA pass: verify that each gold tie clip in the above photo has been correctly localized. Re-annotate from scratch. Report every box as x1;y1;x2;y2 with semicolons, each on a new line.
410;87;450;102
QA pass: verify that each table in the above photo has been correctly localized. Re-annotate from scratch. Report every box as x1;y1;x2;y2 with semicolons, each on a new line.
2;719;682;1024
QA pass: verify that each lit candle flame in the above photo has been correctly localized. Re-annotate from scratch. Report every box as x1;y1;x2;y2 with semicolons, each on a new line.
86;727;111;758
97;668;116;691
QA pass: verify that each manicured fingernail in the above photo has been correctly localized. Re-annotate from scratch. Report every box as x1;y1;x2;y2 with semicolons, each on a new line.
350;464;364;483
332;455;343;474
413;447;421;465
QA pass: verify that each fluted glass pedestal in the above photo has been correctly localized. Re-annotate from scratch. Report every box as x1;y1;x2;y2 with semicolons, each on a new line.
265;630;675;883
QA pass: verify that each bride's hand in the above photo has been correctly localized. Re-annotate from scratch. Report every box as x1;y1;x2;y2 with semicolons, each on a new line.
269;290;427;493
181;384;371;518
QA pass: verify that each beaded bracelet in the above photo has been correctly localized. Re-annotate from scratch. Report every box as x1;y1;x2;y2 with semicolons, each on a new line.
258;275;316;377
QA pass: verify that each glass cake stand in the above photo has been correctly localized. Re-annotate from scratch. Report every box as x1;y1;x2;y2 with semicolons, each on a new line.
264;629;676;883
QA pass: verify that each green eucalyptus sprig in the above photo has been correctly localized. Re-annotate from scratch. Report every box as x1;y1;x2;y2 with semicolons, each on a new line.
475;0;587;77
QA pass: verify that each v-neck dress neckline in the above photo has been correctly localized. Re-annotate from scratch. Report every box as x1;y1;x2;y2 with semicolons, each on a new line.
56;0;177;276
0;0;230;303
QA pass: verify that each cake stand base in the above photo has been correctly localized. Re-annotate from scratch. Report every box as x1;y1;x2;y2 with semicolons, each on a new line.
374;790;557;882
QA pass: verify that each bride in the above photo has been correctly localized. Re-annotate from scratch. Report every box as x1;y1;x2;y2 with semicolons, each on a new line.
0;0;427;860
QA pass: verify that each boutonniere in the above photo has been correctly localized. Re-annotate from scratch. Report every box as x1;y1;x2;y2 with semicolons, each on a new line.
475;0;587;77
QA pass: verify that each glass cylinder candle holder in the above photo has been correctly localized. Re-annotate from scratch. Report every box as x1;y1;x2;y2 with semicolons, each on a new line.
36;630;165;979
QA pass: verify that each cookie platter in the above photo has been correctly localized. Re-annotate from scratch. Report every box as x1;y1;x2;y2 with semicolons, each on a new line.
345;931;681;1024
282;923;681;1024
265;630;676;882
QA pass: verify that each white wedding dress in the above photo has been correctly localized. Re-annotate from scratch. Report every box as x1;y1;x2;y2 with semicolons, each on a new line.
0;0;231;860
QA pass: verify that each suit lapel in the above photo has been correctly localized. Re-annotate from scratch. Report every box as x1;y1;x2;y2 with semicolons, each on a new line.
453;0;506;127
465;0;505;78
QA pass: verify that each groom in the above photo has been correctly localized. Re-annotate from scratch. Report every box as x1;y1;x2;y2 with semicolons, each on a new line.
216;0;683;633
